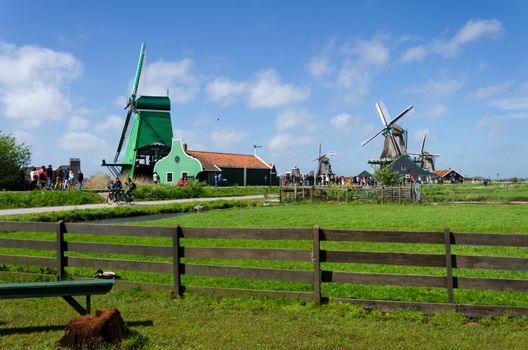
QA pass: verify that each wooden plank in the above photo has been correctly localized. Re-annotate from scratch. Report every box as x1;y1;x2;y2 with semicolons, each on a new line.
65;242;172;257
321;229;443;244
444;228;454;303
179;227;311;240
322;250;445;267
330;297;528;317
456;277;528;292
65;257;172;274
182;264;313;283
0;221;56;233
56;220;65;280
63;223;173;237
182;247;311;261
0;255;56;267
184;286;314;302
322;271;446;288
173;226;182;298
0;238;54;250
455;255;528;271
452;232;528;247
312;225;321;304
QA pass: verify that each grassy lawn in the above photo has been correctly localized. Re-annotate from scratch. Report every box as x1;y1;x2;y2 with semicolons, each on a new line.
2;202;528;348
2;288;528;349
421;182;528;202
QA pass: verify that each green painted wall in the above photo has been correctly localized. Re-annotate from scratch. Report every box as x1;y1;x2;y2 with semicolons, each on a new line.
154;138;202;184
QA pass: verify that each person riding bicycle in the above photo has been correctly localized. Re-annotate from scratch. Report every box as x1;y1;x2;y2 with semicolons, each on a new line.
113;177;123;195
124;177;136;199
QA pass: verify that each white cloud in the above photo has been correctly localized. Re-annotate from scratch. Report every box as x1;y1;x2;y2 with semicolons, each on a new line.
210;127;248;148
275;109;315;132
422;103;448;119
95;115;123;133
59;131;111;152
336;61;370;103
350;38;390;66
206;78;246;104
401;46;427;62
405;79;464;99
268;133;311;152
470;82;511;100
248;69;310;108
490;97;528;111
329;113;362;132
401;19;503;62
307;56;331;77
142;59;199;103
68;115;89;130
476;117;502;138
0;42;82;126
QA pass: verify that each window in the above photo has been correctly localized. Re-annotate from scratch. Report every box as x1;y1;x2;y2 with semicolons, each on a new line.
167;172;173;183
181;172;188;180
401;166;406;171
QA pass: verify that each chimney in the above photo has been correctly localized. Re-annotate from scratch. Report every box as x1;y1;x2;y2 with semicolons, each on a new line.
183;143;188;151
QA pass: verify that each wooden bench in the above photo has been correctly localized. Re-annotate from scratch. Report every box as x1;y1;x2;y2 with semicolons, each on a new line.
0;279;115;315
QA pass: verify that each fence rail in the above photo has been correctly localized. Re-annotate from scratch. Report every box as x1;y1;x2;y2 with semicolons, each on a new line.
1;221;528;317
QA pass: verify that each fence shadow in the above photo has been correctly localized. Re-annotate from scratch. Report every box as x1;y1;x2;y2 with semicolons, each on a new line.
0;320;153;336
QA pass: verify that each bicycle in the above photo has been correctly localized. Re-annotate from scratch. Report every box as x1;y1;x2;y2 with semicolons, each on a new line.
115;190;135;205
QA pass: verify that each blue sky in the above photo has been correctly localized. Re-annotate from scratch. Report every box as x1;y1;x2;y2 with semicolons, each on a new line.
1;1;527;178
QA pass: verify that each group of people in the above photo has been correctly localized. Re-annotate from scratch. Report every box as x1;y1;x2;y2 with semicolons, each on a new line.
25;166;84;190
108;176;136;199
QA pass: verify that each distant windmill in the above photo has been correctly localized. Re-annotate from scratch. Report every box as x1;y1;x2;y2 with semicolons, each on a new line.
313;143;333;185
362;101;414;159
252;142;262;155
409;134;440;172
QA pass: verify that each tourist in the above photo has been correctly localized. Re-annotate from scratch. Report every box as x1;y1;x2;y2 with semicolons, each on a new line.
153;172;159;185
30;167;37;190
77;170;84;190
63;167;69;190
124;177;136;198
38;166;47;189
68;170;75;189
46;165;53;190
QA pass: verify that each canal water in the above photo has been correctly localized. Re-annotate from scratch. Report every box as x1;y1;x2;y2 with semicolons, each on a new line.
90;212;195;225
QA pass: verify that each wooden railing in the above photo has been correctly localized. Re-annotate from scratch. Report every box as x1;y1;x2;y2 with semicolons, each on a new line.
279;186;414;203
1;221;528;317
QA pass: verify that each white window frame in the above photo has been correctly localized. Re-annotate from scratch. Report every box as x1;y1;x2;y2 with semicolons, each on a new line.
167;172;173;183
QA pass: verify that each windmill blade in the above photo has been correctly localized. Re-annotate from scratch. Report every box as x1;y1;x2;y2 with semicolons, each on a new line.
389;105;413;126
361;127;385;147
114;109;132;163
131;43;146;100
421;134;427;154
375;101;388;126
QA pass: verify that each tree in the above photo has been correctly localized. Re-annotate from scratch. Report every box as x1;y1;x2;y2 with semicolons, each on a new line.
0;131;31;190
373;166;400;186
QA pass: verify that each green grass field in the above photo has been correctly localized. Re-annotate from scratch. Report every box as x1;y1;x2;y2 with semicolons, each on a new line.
3;289;528;350
2;202;528;348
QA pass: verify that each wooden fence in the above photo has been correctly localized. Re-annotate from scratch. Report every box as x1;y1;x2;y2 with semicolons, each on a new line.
279;186;414;203
1;221;528;317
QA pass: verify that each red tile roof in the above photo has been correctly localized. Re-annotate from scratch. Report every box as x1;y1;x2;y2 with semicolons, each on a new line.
187;150;272;171
433;170;450;177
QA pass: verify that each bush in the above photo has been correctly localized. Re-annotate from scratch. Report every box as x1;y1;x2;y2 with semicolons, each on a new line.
373;166;400;186
0;190;104;209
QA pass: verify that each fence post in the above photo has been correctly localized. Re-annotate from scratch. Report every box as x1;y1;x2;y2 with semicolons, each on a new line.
56;220;65;281
172;225;182;298
312;225;321;305
443;228;454;303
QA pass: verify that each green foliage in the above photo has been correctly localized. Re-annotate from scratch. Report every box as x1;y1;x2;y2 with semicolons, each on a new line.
134;182;277;201
0;190;104;209
373;166;400;186
0;130;31;190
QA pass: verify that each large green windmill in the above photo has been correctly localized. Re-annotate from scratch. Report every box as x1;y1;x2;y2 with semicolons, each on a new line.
102;43;173;178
